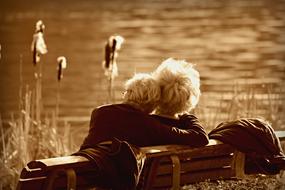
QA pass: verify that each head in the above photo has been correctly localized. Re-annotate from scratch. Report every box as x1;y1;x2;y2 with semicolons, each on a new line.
123;73;161;113
152;58;201;116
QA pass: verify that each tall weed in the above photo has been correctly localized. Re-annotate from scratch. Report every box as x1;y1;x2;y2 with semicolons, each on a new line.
0;88;76;189
196;83;285;131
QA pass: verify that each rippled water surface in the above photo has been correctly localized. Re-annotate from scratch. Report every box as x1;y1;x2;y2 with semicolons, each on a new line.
0;0;285;127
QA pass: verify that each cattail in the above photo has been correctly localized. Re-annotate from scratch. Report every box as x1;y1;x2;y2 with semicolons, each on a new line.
57;56;67;81
31;20;48;125
31;20;48;65
55;56;67;121
102;35;124;103
102;35;124;79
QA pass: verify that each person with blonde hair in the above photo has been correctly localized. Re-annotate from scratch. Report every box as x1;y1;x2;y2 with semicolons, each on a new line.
77;70;208;189
80;73;160;149
80;71;207;149
151;58;208;144
123;73;160;114
81;70;208;149
153;58;201;117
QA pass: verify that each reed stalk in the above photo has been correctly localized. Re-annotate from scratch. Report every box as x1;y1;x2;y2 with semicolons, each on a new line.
197;83;285;131
56;81;61;120
103;35;124;103
0;43;73;190
0;115;6;161
35;62;42;125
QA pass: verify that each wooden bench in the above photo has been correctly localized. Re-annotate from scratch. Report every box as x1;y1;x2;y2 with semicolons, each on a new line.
16;131;285;190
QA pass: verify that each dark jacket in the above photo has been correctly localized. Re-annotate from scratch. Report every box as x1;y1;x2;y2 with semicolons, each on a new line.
80;103;209;149
78;104;210;189
151;114;209;146
209;118;285;174
74;139;144;190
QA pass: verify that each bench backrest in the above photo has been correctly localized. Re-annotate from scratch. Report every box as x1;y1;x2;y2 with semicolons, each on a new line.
17;130;285;190
138;141;244;189
16;141;245;190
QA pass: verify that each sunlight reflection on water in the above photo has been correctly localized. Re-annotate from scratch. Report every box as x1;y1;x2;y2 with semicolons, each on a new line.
0;0;284;128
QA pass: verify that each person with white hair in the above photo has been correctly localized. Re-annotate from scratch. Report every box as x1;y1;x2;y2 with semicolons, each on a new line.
80;71;207;149
151;58;208;144
80;73;159;149
77;71;208;189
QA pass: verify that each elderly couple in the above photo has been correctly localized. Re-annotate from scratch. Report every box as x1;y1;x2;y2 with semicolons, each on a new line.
74;58;207;189
75;58;285;189
80;57;208;149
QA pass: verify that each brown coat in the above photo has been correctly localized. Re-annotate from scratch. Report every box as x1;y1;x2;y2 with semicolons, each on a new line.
209;118;285;174
80;103;208;149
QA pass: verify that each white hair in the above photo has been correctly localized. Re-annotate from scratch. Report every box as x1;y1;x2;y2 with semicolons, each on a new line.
123;73;161;113
152;58;201;115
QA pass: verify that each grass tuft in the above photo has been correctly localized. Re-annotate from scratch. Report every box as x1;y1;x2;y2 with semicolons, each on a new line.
0;87;76;190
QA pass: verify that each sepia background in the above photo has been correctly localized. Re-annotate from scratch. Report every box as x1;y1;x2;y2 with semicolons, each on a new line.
0;0;285;140
1;0;285;189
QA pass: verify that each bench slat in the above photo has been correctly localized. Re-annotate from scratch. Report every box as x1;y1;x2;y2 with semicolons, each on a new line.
27;156;89;169
152;167;235;188
155;156;234;175
141;143;234;159
275;131;285;141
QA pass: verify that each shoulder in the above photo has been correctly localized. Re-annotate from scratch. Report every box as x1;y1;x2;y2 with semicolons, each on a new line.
93;103;125;111
178;114;202;129
150;114;180;127
178;114;198;121
91;104;119;115
91;103;146;117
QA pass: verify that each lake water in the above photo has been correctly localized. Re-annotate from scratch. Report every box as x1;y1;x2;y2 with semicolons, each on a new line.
0;0;285;129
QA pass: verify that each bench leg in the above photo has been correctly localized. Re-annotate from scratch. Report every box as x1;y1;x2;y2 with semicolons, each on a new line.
144;158;161;189
233;151;245;178
43;168;77;190
170;155;181;190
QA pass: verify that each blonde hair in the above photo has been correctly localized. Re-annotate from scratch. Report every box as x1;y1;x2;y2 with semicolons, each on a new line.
153;58;201;116
123;73;161;113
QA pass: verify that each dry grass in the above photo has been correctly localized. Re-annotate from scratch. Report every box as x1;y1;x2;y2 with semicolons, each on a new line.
190;83;285;190
196;83;285;132
0;36;75;189
182;174;285;190
0;86;76;190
